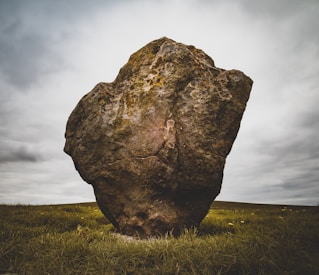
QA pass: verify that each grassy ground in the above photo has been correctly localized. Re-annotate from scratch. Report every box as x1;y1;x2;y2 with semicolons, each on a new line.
0;201;318;274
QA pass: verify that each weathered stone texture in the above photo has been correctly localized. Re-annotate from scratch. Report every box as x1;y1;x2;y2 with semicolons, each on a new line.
64;37;253;237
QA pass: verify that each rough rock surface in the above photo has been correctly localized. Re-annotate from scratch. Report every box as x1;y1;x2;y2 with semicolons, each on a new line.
64;37;253;237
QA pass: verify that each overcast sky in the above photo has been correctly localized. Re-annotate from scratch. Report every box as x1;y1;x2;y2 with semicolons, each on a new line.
0;0;318;206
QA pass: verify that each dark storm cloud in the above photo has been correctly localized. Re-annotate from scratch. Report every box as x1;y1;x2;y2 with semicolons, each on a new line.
242;97;319;205
235;0;319;205
0;0;318;205
0;1;58;88
0;0;115;88
0;146;42;163
0;30;51;88
0;0;115;161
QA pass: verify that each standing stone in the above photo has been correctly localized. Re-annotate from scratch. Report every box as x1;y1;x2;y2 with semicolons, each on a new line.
64;37;253;237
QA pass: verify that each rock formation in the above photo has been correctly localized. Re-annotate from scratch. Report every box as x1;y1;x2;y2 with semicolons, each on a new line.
64;37;253;237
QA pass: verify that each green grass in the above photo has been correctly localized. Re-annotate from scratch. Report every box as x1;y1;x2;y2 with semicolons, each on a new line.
0;201;318;274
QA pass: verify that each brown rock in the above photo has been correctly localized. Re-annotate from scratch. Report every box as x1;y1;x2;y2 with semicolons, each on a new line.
64;37;253;237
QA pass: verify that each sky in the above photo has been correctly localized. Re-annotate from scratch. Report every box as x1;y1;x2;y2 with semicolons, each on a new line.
0;0;318;206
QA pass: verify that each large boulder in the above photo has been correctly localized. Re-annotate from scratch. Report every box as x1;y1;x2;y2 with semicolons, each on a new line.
64;37;253;237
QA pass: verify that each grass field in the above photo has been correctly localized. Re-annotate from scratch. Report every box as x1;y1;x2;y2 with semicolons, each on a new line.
0;201;318;274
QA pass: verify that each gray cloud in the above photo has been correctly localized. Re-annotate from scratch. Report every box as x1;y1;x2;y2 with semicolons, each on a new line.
0;0;115;89
0;2;58;88
222;92;319;205
0;0;319;205
241;0;318;16
0;146;42;163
